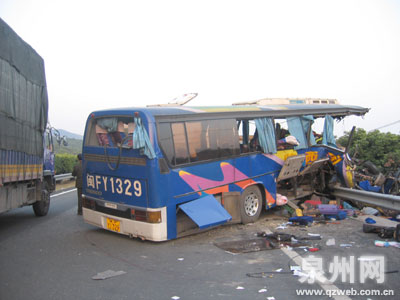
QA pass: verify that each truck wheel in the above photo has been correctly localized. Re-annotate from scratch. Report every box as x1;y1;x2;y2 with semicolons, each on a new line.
240;185;262;224
33;183;50;217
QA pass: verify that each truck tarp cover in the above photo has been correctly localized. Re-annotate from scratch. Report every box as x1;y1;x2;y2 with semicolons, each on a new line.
0;17;48;156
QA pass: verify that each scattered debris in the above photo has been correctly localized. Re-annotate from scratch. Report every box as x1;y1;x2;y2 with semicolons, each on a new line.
308;247;320;252
362;207;379;216
286;198;301;211
307;233;320;237
258;232;292;241
374;240;400;248
289;216;313;226
92;270;127;280
318;204;340;215
326;238;335;246
362;216;400;241
290;266;301;272
295;208;303;217
365;217;377;224
293;270;309;277
224;251;238;256
276;222;290;230
259;231;320;241
276;194;288;206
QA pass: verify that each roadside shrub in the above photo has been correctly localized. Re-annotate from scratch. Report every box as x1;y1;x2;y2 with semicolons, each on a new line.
337;129;400;172
55;153;77;174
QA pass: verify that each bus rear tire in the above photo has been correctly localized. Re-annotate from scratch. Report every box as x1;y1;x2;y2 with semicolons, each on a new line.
240;185;262;224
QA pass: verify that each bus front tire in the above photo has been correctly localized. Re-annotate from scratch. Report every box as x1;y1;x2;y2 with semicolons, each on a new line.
33;183;50;217
240;186;262;224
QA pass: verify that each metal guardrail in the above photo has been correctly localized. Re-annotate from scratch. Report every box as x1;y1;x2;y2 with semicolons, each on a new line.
333;186;400;211
55;173;73;182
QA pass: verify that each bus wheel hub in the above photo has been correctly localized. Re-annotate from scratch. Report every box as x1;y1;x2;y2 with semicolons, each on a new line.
244;193;259;216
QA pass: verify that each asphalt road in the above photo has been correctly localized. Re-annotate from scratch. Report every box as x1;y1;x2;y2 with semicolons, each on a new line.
0;189;399;300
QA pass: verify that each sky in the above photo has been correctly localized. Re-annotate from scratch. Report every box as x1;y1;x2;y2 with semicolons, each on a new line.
1;0;400;136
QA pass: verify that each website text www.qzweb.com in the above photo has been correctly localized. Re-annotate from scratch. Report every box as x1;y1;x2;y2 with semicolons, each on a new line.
296;288;394;297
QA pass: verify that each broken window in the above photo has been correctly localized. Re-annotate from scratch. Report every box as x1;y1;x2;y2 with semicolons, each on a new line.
287;115;316;149
85;116;135;149
254;118;277;153
275;119;299;150
237;120;258;153
322;115;337;147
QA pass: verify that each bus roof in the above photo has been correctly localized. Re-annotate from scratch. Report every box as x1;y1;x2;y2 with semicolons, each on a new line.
91;104;369;120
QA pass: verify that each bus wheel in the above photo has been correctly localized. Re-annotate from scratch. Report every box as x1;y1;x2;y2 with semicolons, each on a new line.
240;186;262;224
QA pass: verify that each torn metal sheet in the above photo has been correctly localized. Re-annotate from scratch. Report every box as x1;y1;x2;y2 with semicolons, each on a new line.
179;195;232;229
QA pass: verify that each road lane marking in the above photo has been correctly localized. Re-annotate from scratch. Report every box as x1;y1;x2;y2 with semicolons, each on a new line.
51;189;76;198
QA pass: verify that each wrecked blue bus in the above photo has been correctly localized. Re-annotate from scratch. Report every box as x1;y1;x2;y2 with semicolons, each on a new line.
81;100;369;241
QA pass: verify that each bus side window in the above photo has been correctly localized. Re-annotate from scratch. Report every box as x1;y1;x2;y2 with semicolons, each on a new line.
216;119;240;157
186;121;202;162
158;119;239;166
158;123;175;165
172;123;190;165
249;130;259;152
238;119;256;154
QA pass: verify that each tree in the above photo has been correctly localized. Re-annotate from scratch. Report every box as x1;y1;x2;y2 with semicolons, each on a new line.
337;129;400;173
55;154;77;174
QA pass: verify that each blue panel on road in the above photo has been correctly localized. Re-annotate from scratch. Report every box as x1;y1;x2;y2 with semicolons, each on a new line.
179;195;232;229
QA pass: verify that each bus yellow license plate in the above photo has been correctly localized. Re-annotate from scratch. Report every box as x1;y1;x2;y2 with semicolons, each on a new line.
106;218;120;232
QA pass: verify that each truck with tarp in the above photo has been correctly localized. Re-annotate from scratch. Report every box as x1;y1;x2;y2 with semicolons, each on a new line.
0;18;56;216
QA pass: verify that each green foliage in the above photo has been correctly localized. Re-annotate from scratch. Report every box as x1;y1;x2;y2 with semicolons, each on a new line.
337;129;400;172
53;137;83;155
55;153;77;174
